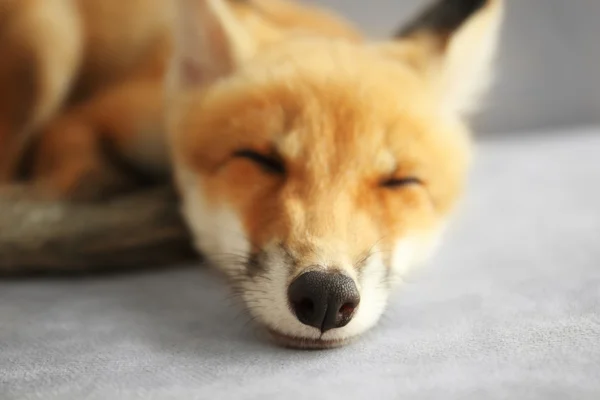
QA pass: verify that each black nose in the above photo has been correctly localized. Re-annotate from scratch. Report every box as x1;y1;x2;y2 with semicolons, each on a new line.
288;270;360;333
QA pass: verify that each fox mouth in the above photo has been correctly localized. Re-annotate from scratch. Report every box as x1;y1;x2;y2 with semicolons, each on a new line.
266;328;358;350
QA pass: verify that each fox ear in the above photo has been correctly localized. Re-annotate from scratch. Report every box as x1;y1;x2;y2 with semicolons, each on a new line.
388;0;504;116
167;0;256;94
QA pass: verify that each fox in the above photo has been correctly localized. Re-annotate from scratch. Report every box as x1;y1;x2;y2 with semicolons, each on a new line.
0;0;504;349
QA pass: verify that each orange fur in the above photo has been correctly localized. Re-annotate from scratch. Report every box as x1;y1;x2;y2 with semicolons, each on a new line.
174;41;470;256
166;0;504;348
0;0;362;196
0;0;81;181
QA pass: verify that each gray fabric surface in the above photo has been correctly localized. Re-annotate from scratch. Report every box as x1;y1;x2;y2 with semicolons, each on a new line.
1;126;600;399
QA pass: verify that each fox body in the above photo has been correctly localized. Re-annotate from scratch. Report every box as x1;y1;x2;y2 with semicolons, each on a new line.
0;0;361;193
0;0;504;348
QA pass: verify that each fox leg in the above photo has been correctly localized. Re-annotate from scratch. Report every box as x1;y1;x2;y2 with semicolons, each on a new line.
29;116;133;201
0;0;82;181
30;80;169;201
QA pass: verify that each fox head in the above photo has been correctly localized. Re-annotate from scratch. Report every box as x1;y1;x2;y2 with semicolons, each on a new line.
166;0;504;349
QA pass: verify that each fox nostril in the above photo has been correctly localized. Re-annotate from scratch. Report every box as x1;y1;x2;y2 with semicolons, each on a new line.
337;300;358;328
293;298;315;320
339;302;356;318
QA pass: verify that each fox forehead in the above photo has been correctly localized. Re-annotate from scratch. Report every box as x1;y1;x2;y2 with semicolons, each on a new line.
174;39;470;227
176;38;468;175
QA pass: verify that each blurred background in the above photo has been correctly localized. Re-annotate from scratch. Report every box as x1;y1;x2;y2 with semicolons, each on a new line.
311;0;600;134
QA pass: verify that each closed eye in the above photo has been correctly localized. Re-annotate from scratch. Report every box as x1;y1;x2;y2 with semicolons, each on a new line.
233;149;286;175
380;177;422;189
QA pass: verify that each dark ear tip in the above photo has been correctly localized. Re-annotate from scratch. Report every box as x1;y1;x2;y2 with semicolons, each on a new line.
394;0;491;39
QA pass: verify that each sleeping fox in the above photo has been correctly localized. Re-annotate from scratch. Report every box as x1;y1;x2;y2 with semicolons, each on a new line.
0;0;504;348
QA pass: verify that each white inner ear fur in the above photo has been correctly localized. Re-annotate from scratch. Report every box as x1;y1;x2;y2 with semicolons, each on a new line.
440;0;505;116
168;0;255;94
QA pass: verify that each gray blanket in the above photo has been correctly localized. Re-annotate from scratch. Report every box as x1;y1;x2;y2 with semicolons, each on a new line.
1;127;599;400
